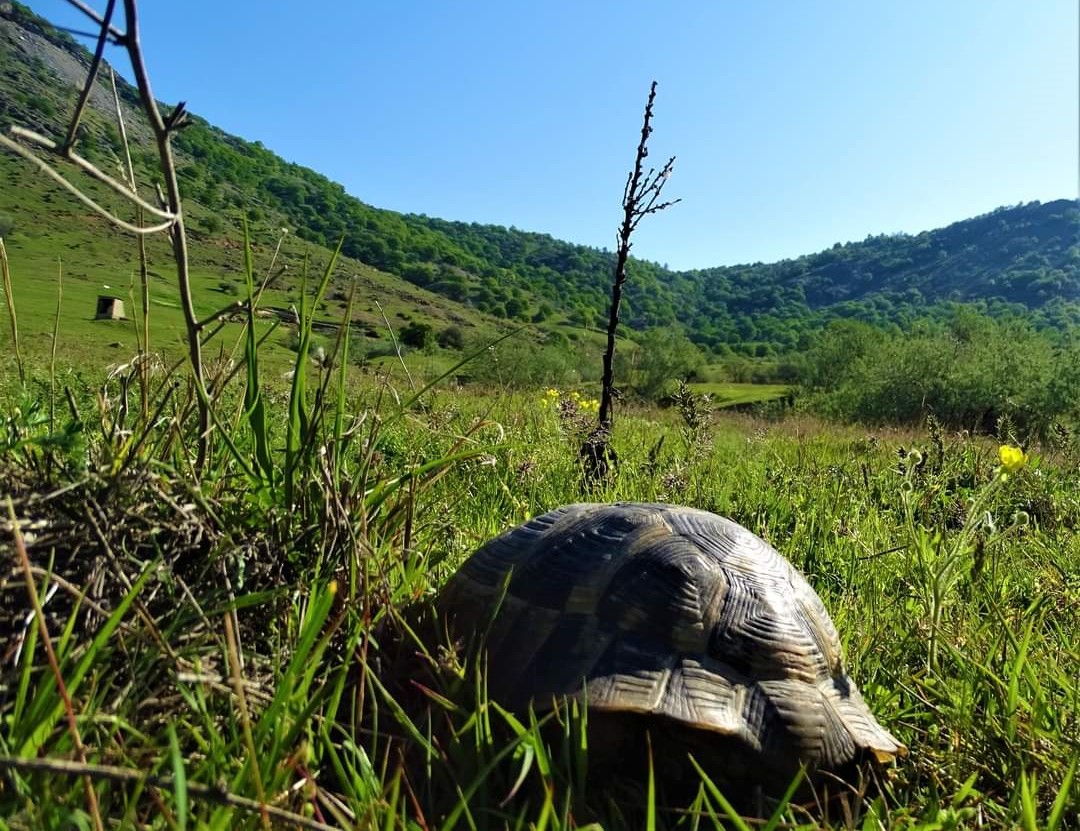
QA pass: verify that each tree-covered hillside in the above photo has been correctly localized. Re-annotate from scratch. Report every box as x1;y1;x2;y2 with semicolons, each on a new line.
1;1;1078;360
166;110;1080;353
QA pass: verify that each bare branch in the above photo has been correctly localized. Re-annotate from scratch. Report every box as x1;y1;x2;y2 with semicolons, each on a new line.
0;134;176;235
0;1;212;467
62;0;118;151
119;0;209;468
7;126;177;219
583;81;679;487
63;0;126;41
196;299;249;331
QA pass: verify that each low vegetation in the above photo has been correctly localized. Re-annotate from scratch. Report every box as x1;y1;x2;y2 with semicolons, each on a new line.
1;321;1078;827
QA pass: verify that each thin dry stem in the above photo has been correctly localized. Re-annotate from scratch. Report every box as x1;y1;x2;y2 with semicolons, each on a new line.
110;65;152;418
5;126;176;220
49;257;62;435
376;298;416;392
62;0;118;151
224;609;271;830
63;0;125;41
7;497;105;831
0;237;23;384
119;0;209;469
584;81;679;487
0;755;342;831
0;1;211;468
0;133;177;235
599;81;680;433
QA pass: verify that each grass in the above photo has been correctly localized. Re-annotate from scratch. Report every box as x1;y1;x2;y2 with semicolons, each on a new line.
0;149;509;376
686;381;791;408
1;279;1078;827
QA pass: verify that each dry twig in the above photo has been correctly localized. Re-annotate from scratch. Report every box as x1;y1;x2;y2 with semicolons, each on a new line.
0;755;343;831
583;81;679;486
0;0;213;469
7;497;105;831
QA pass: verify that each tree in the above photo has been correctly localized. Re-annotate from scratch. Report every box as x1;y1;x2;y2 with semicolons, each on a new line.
629;328;703;399
504;295;528;320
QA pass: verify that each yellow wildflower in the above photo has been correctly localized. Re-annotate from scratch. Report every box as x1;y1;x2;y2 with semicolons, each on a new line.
998;444;1027;474
545;388;560;399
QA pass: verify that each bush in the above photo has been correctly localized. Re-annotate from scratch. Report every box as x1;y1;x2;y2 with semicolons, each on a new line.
0;212;14;238
801;314;1073;437
619;328;704;399
400;321;435;350
464;336;587;387
437;324;466;350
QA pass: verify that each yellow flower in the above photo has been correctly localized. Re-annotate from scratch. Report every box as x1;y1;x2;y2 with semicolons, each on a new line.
545;388;560;399
998;444;1027;474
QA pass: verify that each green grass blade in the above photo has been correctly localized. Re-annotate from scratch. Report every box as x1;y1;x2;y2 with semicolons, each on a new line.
17;561;156;757
285;238;344;505
331;277;357;485
1046;754;1077;831
167;722;189;831
1019;769;1039;831
645;734;656;831
241;218;274;487
760;767;803;831
687;755;753;831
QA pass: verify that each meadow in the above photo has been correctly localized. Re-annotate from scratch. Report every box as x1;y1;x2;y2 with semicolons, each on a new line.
0;258;1077;827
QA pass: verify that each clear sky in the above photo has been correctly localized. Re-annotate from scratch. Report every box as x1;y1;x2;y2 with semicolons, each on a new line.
29;1;1080;270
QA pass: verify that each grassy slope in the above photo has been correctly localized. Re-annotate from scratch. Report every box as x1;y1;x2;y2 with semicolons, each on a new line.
0;148;511;375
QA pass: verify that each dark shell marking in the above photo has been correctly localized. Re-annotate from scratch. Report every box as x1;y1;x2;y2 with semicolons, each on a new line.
437;503;903;776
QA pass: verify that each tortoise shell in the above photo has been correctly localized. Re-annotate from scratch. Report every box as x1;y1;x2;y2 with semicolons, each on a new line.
437;503;903;793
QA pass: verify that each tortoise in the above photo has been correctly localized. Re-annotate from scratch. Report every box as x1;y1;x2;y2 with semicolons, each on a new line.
436;502;904;803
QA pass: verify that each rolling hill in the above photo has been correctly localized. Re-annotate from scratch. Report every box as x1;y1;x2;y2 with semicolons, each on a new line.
1;0;1077;370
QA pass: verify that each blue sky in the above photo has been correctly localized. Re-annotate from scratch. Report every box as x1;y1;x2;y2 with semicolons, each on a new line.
30;1;1079;270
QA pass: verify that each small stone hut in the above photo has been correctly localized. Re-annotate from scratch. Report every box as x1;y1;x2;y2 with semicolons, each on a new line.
95;295;125;320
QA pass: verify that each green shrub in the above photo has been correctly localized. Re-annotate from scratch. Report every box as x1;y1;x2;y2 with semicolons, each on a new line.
619;327;704;399
400;320;434;350
801;314;1075;436
437;324;466;350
